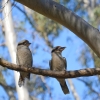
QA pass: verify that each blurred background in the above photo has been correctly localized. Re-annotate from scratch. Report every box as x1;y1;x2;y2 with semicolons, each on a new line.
0;0;100;100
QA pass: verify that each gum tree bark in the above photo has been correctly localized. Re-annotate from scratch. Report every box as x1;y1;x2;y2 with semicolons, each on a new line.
16;0;100;57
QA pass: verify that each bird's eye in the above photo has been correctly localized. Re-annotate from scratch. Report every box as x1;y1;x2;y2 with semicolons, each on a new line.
24;42;27;45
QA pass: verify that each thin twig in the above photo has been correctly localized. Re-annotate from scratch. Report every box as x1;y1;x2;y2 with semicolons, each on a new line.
67;79;80;100
78;78;100;96
40;75;52;100
14;4;35;28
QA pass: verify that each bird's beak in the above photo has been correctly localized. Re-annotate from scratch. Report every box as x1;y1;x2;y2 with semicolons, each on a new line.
60;47;66;52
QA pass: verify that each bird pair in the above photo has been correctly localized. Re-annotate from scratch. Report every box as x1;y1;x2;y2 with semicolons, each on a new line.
16;40;69;94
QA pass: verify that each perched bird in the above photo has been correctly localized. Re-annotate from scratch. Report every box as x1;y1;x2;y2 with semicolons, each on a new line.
49;46;69;94
16;40;32;87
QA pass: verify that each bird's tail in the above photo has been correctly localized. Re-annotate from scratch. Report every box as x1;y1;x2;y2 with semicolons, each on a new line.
18;75;24;87
60;80;69;94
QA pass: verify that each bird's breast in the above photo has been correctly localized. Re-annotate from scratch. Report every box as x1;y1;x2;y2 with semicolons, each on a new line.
17;46;32;67
52;53;65;71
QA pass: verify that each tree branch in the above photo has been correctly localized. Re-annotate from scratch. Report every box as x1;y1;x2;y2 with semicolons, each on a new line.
78;78;100;96
0;58;100;78
14;4;35;28
15;0;100;57
67;79;80;100
0;82;16;100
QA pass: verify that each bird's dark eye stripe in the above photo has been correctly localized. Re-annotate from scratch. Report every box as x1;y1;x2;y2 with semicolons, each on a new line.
18;42;26;45
24;42;26;44
56;46;60;49
18;43;23;45
58;46;60;49
56;47;58;49
24;41;28;43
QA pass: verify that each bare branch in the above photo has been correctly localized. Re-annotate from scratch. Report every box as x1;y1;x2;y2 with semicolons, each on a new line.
14;4;35;28
0;82;15;91
40;75;52;100
0;82;16;100
0;42;6;46
67;79;80;100
78;78;100;96
0;58;100;78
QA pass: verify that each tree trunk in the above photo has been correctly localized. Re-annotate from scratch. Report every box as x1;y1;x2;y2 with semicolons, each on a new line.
2;0;30;100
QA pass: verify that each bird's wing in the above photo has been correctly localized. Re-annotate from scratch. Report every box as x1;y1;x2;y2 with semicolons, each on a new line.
16;51;21;72
29;49;33;67
49;60;52;70
63;57;67;69
31;59;33;67
16;51;20;65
